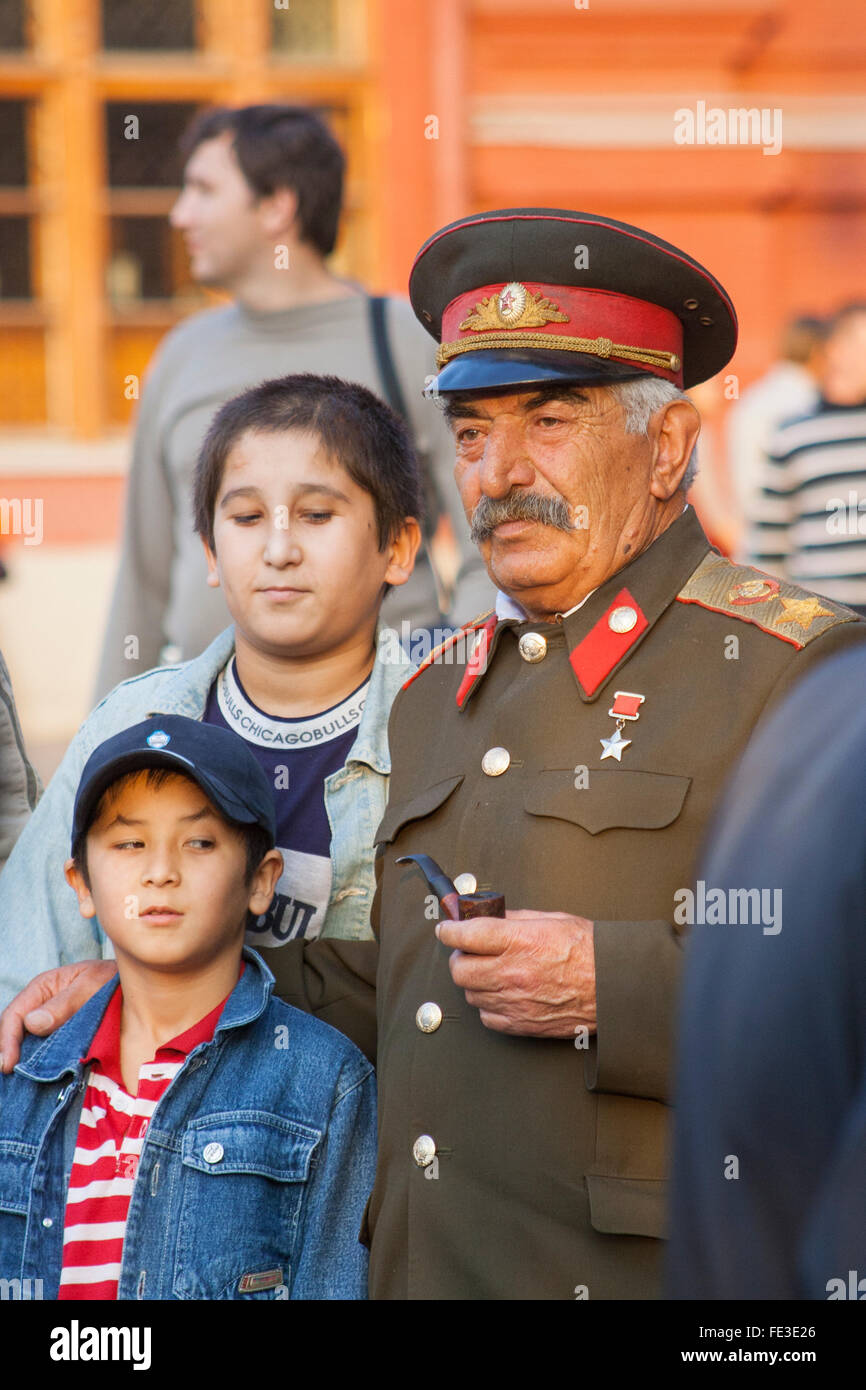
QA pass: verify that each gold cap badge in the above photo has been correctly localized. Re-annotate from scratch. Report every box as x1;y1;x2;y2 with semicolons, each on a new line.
459;283;569;333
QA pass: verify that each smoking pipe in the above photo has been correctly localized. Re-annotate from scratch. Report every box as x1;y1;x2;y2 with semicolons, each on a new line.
395;853;506;920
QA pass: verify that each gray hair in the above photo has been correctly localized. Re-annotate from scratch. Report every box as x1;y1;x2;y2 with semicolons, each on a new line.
607;377;698;492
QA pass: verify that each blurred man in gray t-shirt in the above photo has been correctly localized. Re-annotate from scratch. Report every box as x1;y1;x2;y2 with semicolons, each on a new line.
95;105;492;699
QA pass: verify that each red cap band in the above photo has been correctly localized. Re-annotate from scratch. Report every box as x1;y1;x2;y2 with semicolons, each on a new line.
441;283;684;385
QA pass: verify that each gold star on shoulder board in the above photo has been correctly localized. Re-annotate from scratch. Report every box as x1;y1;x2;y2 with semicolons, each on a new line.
777;595;835;631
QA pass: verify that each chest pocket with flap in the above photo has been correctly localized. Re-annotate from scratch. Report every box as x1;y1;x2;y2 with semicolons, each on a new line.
181;1112;320;1181
174;1113;322;1299
525;769;691;836
374;774;464;846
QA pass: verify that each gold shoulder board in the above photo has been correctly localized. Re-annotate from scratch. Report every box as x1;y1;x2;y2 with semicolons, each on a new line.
677;554;860;648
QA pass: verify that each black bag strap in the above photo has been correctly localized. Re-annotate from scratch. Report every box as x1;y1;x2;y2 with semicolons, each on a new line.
368;295;411;423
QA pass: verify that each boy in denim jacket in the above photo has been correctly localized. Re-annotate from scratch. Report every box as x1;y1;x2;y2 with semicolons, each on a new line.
0;715;375;1299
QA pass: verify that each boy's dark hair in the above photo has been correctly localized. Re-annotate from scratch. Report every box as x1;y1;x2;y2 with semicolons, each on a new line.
193;373;425;556
72;767;273;892
180;105;344;257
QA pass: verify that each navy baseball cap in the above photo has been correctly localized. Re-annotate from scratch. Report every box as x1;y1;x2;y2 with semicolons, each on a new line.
409;207;738;394
71;716;276;853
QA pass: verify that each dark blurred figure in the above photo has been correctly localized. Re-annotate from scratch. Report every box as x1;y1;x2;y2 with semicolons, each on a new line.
729;313;827;552
667;643;866;1299
746;303;866;616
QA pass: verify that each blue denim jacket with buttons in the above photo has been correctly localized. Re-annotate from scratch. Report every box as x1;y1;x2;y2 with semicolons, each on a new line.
0;949;376;1299
0;626;415;1006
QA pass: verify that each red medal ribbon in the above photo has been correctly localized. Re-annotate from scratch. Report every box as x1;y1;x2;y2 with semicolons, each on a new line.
610;692;644;719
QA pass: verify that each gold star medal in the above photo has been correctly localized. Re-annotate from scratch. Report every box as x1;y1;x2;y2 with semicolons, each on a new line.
600;691;645;761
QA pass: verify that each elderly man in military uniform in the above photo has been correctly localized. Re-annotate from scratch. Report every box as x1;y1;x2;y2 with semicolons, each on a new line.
363;209;865;1300
3;209;865;1301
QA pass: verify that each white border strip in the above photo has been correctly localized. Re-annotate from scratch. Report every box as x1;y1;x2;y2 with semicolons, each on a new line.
472;95;866;149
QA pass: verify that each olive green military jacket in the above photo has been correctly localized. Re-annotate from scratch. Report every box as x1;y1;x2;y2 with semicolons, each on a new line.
272;507;866;1300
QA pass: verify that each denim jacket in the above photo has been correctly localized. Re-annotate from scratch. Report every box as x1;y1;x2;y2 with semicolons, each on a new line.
0;949;376;1299
0;627;414;1006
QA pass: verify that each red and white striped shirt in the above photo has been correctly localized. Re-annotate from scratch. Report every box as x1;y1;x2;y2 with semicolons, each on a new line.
58;984;231;1300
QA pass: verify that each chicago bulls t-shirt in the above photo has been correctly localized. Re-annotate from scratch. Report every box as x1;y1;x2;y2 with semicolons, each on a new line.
202;656;369;946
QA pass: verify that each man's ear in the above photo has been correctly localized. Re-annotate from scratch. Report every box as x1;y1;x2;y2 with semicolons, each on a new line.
649;398;701;501
248;850;284;917
383;517;422;590
202;535;221;590
258;186;300;242
65;858;97;921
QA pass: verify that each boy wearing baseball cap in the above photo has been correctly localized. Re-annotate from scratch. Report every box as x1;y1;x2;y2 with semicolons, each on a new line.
0;715;376;1300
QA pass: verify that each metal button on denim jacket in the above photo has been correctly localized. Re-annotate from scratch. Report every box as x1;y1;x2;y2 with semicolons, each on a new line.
0;950;377;1300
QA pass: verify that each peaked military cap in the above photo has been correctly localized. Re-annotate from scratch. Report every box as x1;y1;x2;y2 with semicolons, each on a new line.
409;208;738;394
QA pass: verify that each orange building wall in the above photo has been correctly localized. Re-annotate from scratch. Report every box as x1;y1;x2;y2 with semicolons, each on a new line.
375;0;866;391
3;0;863;435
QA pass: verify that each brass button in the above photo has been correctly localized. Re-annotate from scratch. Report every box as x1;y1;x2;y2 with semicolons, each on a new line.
453;872;477;895
416;1002;443;1033
608;605;638;634
518;632;547;663
481;746;511;777
413;1135;437;1167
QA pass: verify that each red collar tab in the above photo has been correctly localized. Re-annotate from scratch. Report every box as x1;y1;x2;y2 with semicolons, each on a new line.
441;283;684;385
456;614;499;709
569;588;648;697
401;612;496;694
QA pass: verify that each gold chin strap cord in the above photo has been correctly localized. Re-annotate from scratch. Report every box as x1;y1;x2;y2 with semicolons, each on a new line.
436;333;681;374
